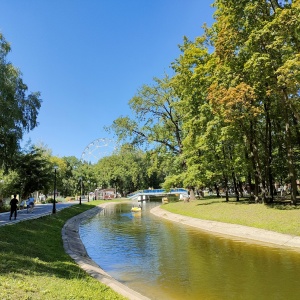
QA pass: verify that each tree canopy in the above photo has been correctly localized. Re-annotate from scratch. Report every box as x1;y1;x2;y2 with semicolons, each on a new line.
0;33;42;170
2;2;300;202
109;0;300;202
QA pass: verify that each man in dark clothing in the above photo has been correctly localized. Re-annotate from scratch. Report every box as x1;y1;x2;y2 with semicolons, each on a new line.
10;195;19;220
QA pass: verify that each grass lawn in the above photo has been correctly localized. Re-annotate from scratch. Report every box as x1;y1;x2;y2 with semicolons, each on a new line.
0;200;127;300
162;197;300;236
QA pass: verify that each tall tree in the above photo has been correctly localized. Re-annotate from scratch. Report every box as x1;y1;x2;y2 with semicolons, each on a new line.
0;33;42;170
209;0;300;203
94;144;152;195
14;146;53;198
110;75;186;188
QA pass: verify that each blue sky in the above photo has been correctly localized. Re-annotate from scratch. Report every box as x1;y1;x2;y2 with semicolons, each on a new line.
1;0;215;161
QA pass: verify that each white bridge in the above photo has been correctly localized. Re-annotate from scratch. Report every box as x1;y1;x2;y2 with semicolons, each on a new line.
127;188;189;201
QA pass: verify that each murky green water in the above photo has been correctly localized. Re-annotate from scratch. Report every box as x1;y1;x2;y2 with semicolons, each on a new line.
79;202;300;300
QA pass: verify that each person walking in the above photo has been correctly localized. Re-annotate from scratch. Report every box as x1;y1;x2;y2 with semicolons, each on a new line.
26;196;35;213
9;194;19;220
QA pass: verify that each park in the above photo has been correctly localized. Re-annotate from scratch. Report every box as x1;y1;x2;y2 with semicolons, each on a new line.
1;0;300;299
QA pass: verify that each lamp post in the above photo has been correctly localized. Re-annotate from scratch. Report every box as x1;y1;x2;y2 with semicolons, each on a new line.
79;177;82;205
0;180;4;206
94;183;97;200
53;166;58;214
87;180;90;202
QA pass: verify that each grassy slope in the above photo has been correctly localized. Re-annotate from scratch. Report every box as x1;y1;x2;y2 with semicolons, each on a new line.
162;198;300;236
0;201;127;300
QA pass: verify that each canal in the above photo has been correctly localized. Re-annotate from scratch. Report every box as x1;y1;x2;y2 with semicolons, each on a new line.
79;201;300;300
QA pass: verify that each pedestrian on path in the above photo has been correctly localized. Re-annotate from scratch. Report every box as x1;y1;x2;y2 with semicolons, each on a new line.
9;194;19;220
26;196;35;213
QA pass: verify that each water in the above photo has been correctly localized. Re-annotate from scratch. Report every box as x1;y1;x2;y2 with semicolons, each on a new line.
79;202;300;300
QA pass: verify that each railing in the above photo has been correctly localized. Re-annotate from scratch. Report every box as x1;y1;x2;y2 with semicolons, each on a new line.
127;188;188;199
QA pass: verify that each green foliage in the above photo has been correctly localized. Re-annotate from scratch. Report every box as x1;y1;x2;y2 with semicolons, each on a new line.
94;144;159;195
13;146;53;198
0;33;42;170
109;75;186;188
0;168;19;198
2;2;299;199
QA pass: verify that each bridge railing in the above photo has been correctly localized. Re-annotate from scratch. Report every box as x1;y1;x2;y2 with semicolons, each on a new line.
127;188;188;198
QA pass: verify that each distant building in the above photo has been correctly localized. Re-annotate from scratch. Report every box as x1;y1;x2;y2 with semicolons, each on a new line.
95;188;116;200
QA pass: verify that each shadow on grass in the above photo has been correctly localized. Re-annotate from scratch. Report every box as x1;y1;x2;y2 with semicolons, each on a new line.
266;203;300;210
194;196;300;211
194;195;255;206
0;203;96;279
195;198;231;206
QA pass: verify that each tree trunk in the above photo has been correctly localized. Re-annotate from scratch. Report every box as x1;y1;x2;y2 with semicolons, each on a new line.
189;188;196;200
214;183;220;198
283;89;297;205
224;175;229;202
232;172;239;201
247;173;252;194
238;180;244;198
248;121;262;203
264;100;274;203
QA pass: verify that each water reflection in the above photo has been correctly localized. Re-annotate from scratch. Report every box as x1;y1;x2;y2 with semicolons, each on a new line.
79;202;300;300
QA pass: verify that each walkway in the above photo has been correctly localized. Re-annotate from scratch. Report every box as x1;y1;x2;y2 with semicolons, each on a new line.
0;201;78;226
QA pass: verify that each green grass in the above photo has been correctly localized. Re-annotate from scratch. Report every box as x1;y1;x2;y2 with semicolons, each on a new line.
163;197;300;236
0;200;127;300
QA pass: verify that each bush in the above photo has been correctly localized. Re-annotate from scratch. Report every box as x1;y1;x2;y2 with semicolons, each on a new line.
0;204;9;213
56;197;65;203
46;197;54;203
45;197;65;203
65;196;75;202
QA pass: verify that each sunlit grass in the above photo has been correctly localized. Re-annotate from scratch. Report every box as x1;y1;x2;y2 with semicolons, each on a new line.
162;198;300;236
0;200;127;300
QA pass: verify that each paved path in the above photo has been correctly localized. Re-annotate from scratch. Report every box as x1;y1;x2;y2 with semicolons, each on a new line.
0;201;79;226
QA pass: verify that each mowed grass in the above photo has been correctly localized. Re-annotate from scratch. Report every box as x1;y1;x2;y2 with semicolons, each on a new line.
162;198;300;236
0;200;127;300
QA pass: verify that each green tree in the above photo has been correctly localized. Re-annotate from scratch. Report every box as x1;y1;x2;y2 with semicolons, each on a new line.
94;144;156;195
208;0;300;203
109;76;186;190
168;35;224;198
14;146;53;198
0;33;42;170
61;156;82;197
111;76;183;154
0;168;19;199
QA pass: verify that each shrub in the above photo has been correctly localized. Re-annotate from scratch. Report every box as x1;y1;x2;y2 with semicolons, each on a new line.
65;197;75;202
46;197;54;203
